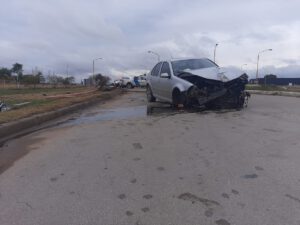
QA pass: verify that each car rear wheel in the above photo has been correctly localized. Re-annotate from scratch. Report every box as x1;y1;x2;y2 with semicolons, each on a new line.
146;86;156;102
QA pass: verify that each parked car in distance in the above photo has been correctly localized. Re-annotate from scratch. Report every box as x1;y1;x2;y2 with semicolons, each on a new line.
120;76;135;88
146;58;249;109
137;75;147;87
113;79;122;87
133;75;147;87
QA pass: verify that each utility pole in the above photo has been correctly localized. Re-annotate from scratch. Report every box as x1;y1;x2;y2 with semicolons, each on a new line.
256;49;272;84
66;64;69;77
148;51;161;62
93;58;103;77
214;43;219;63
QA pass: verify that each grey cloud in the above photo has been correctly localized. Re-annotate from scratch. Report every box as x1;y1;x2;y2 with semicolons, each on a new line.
0;0;300;81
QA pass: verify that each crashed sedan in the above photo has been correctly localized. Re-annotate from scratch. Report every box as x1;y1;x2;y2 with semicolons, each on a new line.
146;58;249;109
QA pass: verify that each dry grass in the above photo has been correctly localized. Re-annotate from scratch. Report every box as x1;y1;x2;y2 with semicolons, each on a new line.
0;86;107;124
246;85;300;92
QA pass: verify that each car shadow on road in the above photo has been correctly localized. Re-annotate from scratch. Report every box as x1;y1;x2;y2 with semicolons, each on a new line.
147;102;241;117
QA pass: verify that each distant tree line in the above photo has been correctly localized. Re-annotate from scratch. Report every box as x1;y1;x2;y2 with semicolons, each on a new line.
0;63;75;88
47;75;75;87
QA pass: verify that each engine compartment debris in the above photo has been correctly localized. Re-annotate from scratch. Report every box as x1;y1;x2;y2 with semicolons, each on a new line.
178;73;250;109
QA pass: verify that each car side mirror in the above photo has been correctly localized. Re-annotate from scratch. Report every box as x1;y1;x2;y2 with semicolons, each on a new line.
161;73;170;78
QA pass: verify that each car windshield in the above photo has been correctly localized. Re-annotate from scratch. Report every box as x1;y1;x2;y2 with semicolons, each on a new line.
171;59;217;75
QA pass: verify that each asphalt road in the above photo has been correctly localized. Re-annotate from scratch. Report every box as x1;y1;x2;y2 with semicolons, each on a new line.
0;91;300;225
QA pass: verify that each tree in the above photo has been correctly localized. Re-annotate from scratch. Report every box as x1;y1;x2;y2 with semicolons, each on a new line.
11;63;23;87
264;74;277;79
0;67;11;79
22;74;40;88
11;63;23;78
0;67;11;87
62;76;75;86
47;75;60;87
47;75;66;87
94;74;110;90
264;74;277;86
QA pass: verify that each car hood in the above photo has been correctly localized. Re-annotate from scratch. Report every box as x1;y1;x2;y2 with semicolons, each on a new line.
182;67;242;82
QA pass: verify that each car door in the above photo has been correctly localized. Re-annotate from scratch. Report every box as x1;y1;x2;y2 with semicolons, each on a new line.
148;62;162;96
157;62;173;101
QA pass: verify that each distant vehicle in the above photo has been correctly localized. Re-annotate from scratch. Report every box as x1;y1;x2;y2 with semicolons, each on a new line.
138;75;147;87
146;58;249;109
114;79;122;87
120;76;135;88
133;75;147;87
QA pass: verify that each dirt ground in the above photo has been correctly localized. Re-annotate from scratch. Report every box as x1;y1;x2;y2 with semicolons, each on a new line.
0;87;111;124
0;91;300;225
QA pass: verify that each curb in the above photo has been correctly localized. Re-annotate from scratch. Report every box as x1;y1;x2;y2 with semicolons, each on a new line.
247;90;300;98
0;90;122;141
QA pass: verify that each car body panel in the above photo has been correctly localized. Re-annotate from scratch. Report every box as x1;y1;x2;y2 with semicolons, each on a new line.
182;67;241;82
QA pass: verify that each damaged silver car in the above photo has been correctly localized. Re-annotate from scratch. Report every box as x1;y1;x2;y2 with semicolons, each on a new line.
146;58;249;109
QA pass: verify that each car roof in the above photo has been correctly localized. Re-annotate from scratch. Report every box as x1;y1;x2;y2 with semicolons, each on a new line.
168;57;210;63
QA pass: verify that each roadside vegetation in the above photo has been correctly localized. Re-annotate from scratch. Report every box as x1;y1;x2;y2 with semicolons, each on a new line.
0;62;114;124
0;62;76;88
246;84;300;92
0;86;108;124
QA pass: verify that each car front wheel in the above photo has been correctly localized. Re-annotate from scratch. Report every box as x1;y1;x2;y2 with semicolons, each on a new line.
146;86;156;102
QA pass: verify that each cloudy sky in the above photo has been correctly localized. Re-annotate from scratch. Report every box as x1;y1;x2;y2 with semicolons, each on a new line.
1;0;300;81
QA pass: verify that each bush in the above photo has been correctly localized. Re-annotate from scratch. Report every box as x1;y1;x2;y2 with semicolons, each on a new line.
94;74;110;90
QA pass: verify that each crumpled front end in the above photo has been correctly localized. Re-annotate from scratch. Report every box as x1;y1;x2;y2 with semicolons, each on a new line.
179;73;250;109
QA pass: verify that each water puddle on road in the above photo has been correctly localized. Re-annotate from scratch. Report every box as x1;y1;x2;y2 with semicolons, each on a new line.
65;105;147;125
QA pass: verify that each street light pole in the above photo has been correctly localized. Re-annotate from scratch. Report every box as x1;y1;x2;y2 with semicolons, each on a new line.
214;43;219;63
256;49;272;83
148;50;160;62
66;64;69;76
93;57;103;77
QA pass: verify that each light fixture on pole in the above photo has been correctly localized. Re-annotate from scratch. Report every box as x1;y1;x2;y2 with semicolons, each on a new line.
241;64;247;71
93;57;103;77
214;43;219;63
256;49;272;83
148;50;161;62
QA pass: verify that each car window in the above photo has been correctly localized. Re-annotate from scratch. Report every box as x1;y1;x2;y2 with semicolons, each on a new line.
160;62;171;77
151;62;162;77
171;59;217;76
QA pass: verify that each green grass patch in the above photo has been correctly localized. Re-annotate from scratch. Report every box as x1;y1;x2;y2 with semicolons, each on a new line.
5;99;55;110
246;85;300;93
246;85;285;91
0;87;88;96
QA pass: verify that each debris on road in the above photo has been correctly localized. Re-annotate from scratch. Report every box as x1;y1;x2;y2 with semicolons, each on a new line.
0;100;8;112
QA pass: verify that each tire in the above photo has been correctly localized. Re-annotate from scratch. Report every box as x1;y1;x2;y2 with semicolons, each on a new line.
172;88;182;107
126;83;133;89
146;86;156;102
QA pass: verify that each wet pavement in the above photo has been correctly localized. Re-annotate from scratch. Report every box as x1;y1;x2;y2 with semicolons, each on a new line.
0;91;300;225
66;105;147;126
